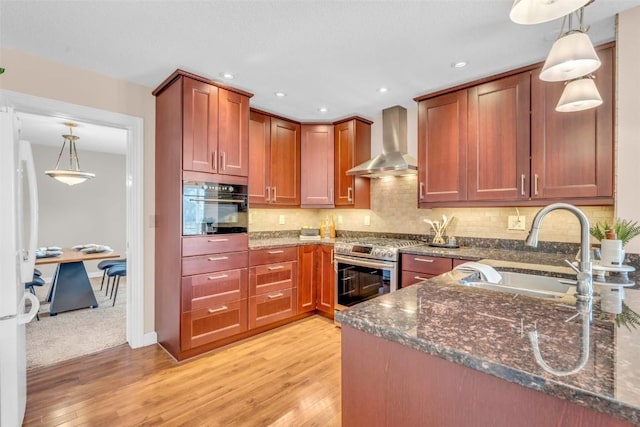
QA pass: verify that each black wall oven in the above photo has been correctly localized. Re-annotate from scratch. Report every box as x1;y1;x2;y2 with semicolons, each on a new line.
182;180;248;235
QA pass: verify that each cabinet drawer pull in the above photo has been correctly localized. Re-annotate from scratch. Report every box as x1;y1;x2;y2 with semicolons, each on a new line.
347;187;353;202
207;238;229;242
207;274;229;280
266;186;271;202
414;258;434;263
534;174;539;196
268;265;284;271
267;293;284;299
520;174;525;196
414;276;430;281
419;182;425;200
267;250;284;254
208;256;229;261
208;305;228;314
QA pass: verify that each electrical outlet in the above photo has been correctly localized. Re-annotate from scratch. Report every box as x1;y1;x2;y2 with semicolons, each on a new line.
508;215;526;231
278;214;285;225
337;215;343;225
364;215;371;226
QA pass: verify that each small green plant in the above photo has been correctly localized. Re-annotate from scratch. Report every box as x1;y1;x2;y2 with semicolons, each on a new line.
590;218;640;247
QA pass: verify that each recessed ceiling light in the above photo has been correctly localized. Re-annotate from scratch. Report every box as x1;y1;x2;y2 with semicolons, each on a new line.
318;107;328;113
274;92;286;97
452;61;468;69
377;87;389;93
220;72;234;80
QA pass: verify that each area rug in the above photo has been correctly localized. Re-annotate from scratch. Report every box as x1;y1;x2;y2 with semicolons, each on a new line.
26;276;127;369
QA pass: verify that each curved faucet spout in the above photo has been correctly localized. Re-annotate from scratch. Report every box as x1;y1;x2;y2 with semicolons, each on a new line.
525;203;593;375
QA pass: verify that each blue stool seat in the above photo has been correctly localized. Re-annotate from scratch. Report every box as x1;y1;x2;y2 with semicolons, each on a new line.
25;274;45;321
98;258;126;293
106;264;127;307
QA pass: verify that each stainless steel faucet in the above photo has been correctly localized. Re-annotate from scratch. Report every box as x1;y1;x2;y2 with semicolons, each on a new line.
525;203;592;376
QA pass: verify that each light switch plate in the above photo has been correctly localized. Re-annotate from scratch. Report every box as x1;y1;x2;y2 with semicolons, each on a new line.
337;215;343;225
278;214;285;225
364;215;371;226
508;215;526;230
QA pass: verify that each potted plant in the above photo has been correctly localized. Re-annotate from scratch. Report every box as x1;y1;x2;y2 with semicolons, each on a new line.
590;218;640;247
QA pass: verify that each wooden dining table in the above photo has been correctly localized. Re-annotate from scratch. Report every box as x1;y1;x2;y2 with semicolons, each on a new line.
36;248;121;315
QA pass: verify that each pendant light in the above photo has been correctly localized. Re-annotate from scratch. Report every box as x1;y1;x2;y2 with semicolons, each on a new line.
509;0;591;25
539;8;600;82
556;75;603;112
45;123;95;186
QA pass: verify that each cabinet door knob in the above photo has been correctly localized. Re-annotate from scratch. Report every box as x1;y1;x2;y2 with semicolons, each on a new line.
520;174;526;196
212;150;217;172
534;174;539;196
273;186;277;202
419;182;425;200
266;186;271;202
220;151;226;171
208;305;228;314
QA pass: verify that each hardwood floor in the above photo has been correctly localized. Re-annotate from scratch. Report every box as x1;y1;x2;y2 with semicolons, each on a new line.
24;316;341;426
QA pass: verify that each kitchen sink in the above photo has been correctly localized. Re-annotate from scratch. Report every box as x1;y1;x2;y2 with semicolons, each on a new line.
459;271;577;300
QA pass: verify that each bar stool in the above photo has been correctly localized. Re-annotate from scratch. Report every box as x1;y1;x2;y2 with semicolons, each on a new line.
25;273;45;321
98;258;126;294
106;263;127;307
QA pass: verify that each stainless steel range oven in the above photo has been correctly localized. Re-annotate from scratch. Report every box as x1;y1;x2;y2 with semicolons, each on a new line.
334;238;421;316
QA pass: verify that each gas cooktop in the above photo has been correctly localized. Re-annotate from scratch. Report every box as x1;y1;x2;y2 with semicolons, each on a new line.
334;237;423;262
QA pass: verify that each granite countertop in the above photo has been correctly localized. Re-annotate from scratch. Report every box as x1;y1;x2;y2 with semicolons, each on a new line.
336;269;640;425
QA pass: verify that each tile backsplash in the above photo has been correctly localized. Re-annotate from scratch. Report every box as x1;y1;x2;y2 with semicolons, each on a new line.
249;175;615;247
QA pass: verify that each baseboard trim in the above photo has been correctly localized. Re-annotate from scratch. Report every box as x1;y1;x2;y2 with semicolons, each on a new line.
139;331;158;348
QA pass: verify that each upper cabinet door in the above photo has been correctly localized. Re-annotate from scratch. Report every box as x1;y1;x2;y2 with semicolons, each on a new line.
270;118;301;206
531;45;614;200
182;77;218;173
301;124;335;207
467;72;531;201
418;90;468;204
218;88;249;177
334;120;354;206
248;111;271;205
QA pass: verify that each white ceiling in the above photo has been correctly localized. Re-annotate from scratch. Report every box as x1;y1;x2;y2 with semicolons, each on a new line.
2;0;639;127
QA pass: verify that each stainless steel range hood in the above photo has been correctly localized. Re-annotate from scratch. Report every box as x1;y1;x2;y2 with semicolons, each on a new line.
346;105;417;178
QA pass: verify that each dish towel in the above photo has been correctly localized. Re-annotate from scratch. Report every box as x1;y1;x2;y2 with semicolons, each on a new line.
453;261;503;284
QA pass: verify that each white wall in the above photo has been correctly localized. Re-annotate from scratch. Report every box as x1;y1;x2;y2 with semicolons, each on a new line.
617;7;640;255
32;145;126;277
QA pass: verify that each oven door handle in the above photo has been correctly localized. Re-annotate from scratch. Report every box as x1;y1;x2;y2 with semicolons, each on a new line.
188;198;245;204
334;254;396;270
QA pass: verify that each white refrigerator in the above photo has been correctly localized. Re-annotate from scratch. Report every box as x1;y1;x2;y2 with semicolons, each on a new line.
0;108;40;427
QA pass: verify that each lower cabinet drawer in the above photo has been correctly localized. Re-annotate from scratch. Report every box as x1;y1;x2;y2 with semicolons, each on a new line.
182;251;248;276
401;254;453;275
249;288;296;329
181;299;247;350
401;270;434;288
182;268;248;312
249;261;297;296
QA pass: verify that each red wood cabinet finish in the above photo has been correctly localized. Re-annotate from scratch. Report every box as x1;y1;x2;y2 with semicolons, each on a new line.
301;124;335;207
531;45;614;200
218;88;250;176
468;72;531;201
316;245;335;317
181;268;248;312
249;246;297;266
401;272;435;288
402;254;453;275
182;251;248;276
183;77;219;173
418;90;468;204
248;110;301;206
181;300;247;350
249;261;296;296
297;245;317;314
249;288;297;329
182;234;248;257
334;118;371;209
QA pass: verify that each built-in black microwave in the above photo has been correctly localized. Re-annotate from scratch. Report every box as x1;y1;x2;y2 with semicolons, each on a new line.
182;181;248;235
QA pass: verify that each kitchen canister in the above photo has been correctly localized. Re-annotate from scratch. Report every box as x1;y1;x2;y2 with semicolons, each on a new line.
600;239;624;266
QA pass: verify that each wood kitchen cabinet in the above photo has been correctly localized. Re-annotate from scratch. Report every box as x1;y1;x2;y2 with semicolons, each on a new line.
417;90;468;205
249;246;298;329
298;245;317;314
401;254;454;288
316;244;335;317
334;117;372;209
301;124;335;207
249;110;301;206
530;44;614;201
180;73;249;176
415;42;615;207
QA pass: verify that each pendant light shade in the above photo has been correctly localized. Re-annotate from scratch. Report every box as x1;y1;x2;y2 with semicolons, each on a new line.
540;31;601;82
509;0;591;25
45;123;95;186
555;76;602;112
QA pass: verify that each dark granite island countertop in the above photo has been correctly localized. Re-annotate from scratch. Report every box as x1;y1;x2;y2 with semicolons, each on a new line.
337;271;640;426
